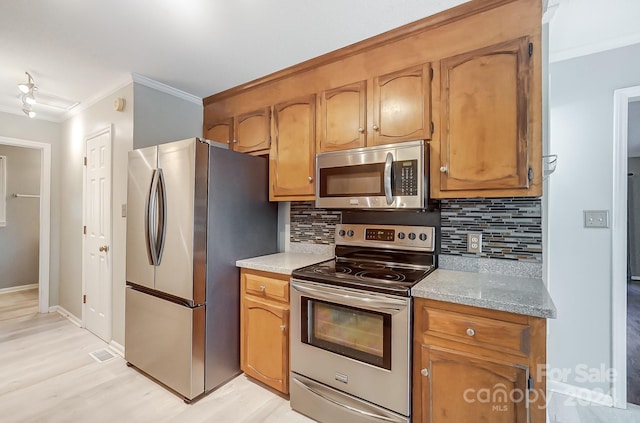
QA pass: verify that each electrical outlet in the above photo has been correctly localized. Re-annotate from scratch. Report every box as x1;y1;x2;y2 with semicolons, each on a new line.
583;210;608;228
467;233;482;253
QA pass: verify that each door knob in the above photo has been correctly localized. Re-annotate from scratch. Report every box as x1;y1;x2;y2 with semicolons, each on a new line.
99;245;109;252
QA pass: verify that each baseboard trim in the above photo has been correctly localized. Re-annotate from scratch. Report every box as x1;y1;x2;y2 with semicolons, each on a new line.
50;305;82;327
109;341;124;357
548;380;614;407
0;283;38;294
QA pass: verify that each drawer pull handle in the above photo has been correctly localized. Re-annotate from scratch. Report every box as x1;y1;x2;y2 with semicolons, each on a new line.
421;368;429;377
466;328;475;337
259;285;266;292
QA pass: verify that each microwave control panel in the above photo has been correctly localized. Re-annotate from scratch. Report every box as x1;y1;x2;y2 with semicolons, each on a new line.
393;160;418;196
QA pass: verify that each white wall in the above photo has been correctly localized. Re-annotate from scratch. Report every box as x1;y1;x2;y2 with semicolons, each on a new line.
549;0;640;62
547;42;640;394
0;111;60;305
59;83;134;346
0;145;40;289
133;83;202;148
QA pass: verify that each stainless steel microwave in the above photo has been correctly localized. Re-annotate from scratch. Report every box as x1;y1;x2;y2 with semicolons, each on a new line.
315;140;428;209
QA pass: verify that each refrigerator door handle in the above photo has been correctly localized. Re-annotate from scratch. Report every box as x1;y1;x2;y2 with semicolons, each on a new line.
156;168;167;265
147;169;160;266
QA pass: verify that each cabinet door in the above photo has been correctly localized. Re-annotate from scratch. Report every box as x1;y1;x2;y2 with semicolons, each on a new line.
318;81;366;152
270;95;316;200
418;345;528;423
241;296;289;394
438;37;532;194
205;118;233;146
370;64;432;146
234;107;271;154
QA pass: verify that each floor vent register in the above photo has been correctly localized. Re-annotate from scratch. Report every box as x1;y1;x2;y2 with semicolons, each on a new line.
89;348;116;363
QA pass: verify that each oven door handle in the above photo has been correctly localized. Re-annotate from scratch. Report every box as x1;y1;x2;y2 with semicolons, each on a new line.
384;152;394;205
291;375;406;423
291;281;406;312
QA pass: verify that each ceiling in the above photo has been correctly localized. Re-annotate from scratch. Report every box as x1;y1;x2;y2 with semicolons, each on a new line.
1;0;639;123
0;0;469;122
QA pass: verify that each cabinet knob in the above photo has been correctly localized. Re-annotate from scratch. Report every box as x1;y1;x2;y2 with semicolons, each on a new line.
372;125;379;131
232;139;238;143
280;325;286;332
440;166;448;173
308;176;313;182
421;368;429;377
358;127;365;134
466;328;475;337
259;285;266;292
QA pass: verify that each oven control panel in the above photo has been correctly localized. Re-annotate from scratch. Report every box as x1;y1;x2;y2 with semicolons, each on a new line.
336;224;435;252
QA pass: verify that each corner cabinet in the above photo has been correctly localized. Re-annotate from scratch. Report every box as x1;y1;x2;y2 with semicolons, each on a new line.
413;298;547;423
317;64;433;153
240;269;290;394
432;37;541;198
270;95;316;201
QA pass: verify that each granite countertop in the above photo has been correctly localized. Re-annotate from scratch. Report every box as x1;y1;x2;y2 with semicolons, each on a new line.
411;268;556;319
236;251;334;275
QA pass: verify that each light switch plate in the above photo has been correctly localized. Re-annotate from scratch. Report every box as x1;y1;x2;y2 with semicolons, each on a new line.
584;210;608;228
467;233;482;253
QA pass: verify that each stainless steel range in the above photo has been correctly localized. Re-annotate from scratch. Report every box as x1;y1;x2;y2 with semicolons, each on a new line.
290;223;436;423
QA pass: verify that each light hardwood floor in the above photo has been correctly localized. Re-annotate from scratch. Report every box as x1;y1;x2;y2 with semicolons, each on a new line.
0;289;313;423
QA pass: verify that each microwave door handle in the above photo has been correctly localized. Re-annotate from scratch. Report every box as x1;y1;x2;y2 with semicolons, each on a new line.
384;152;393;205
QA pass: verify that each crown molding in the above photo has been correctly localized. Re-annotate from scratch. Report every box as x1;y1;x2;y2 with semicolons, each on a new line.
131;73;202;105
61;74;134;122
550;32;640;63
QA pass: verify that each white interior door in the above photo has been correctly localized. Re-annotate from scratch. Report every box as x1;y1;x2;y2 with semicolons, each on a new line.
84;128;112;342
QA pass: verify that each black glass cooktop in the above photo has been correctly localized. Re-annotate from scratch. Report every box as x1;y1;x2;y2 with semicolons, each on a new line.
292;247;436;297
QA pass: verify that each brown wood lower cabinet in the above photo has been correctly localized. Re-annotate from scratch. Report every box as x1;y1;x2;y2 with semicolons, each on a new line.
240;269;290;394
413;298;547;423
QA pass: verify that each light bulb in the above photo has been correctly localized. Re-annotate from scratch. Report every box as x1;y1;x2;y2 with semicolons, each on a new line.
18;83;31;94
25;93;36;105
28;110;36;118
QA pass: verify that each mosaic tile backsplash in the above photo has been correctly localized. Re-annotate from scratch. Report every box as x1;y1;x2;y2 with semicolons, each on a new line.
440;198;542;262
290;201;341;245
290;197;542;263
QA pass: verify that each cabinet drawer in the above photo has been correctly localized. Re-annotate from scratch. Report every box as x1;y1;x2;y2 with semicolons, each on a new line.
422;308;530;356
244;272;289;302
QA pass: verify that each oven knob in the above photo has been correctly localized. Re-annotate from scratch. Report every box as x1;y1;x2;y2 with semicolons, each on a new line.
420;233;427;241
338;229;346;237
398;232;405;240
347;230;354;237
408;232;416;240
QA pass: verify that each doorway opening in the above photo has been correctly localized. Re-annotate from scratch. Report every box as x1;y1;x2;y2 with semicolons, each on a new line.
612;86;640;408
0;136;51;315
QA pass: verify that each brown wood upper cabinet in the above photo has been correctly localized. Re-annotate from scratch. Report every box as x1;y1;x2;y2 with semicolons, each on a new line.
317;64;432;153
370;64;432;146
234;107;271;154
204;108;271;154
270;95;316;200
318;81;366;152
435;37;536;197
204;118;233;146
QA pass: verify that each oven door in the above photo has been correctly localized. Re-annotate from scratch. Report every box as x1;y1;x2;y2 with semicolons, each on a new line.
290;279;411;417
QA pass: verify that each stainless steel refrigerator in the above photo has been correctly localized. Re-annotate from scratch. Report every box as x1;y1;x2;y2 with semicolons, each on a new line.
125;138;277;401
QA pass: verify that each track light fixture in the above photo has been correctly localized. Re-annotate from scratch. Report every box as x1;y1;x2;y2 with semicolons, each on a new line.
18;72;37;118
